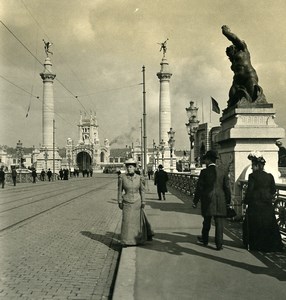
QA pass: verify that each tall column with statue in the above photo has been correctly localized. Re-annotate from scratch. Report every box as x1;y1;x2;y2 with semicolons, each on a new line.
156;39;175;171
36;40;61;173
215;26;285;215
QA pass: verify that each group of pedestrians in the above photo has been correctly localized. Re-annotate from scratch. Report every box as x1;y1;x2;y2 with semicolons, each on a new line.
193;150;284;252
117;150;284;253
0;166;18;188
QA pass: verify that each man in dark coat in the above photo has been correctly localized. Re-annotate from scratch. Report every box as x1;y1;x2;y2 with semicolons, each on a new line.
31;169;37;183
47;168;52;181
154;165;168;200
192;150;231;250
11;167;17;186
0;166;5;188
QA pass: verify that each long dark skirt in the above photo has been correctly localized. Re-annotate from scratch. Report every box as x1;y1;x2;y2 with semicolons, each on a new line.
243;204;284;252
121;200;153;246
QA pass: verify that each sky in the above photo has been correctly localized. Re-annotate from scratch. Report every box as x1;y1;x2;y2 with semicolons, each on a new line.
1;0;286;151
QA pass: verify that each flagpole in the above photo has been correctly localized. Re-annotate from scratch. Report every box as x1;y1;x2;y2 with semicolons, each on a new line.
210;99;212;124
202;98;204;123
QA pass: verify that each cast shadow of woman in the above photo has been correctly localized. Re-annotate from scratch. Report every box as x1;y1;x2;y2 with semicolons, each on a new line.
81;231;121;252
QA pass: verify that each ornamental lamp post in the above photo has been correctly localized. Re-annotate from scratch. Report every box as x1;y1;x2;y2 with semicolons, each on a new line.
67;153;71;171
155;145;160;169
16;140;24;182
44;147;49;171
167;128;176;172
185;101;199;173
159;139;165;166
153;141;157;169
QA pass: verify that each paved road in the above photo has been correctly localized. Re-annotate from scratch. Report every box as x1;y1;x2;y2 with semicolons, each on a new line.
0;174;121;300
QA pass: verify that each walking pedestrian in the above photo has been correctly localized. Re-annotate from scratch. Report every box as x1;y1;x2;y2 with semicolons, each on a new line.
243;151;284;252
31;168;37;183
154;165;168;200
59;168;64;180
11;167;17;186
192;150;231;250
117;158;153;246
47;168;52;181
0;166;5;188
63;169;69;180
40;169;46;181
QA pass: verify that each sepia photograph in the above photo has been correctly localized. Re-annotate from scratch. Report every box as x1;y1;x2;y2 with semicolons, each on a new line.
0;0;285;299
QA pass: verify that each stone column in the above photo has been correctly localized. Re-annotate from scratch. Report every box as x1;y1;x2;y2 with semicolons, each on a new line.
36;57;61;173
157;57;172;144
40;57;56;150
157;57;173;170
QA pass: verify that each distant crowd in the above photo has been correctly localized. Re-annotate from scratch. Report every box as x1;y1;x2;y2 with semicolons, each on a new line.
0;166;95;187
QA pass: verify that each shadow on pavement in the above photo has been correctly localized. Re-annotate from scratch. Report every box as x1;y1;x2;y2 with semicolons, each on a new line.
81;231;121;252
140;231;286;281
146;200;201;216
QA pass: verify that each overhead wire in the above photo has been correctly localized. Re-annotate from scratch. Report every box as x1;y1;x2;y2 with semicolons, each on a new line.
0;19;88;114
21;0;92;113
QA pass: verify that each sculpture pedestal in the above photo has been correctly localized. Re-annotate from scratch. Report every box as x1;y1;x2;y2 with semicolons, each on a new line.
216;104;285;214
36;147;62;173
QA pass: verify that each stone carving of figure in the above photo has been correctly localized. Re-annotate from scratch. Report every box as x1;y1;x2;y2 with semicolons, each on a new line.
158;38;169;56
43;39;53;57
222;25;266;108
104;139;110;147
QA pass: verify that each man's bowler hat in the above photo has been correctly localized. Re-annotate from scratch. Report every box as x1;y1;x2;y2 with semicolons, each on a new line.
202;150;218;161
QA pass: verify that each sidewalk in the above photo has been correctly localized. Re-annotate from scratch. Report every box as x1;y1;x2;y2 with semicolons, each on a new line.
113;181;286;300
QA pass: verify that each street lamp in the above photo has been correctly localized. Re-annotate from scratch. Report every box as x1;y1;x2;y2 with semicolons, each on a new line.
167;128;176;172
67;153;71;171
185;101;199;172
16;140;24;182
44;147;49;171
159;139;165;166
154;145;160;169
153;141;157;169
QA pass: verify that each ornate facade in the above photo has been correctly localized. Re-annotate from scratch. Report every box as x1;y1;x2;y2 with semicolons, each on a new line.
65;112;110;171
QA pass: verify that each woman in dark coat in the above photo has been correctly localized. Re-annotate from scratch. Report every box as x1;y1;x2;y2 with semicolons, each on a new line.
243;152;284;252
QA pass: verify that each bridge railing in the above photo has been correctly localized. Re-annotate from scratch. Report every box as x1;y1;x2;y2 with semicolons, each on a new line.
239;179;286;233
167;172;199;198
167;172;286;233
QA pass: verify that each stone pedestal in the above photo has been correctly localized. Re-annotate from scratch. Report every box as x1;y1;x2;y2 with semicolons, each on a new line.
216;103;285;214
36;148;62;173
161;152;177;172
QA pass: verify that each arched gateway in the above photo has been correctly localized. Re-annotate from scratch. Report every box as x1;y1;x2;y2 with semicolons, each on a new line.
76;151;92;171
64;112;110;171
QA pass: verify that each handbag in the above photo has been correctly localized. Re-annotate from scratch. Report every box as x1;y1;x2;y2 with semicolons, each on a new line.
226;206;237;218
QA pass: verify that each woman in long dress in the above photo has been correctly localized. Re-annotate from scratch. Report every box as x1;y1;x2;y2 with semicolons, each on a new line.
117;158;153;246
243;152;284;252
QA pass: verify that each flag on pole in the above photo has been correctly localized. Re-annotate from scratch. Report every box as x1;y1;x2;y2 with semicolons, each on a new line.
211;97;220;114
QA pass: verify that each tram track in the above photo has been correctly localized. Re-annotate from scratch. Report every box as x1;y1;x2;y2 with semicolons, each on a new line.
0;184;82;207
0;179;117;235
0;184;94;213
0;177;92;203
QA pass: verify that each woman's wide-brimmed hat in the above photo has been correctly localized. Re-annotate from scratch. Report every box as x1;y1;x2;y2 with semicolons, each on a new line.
202;150;218;161
247;151;266;165
124;158;137;166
